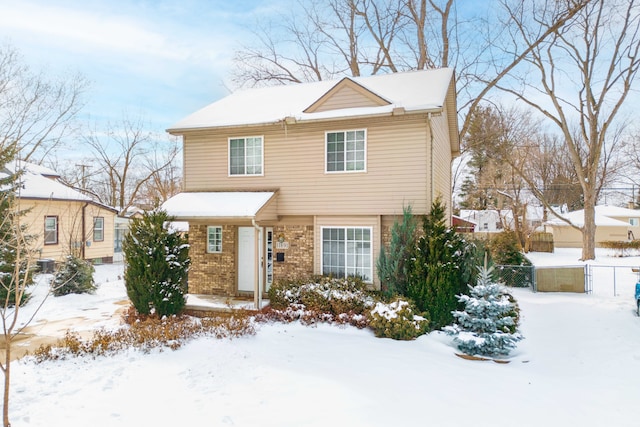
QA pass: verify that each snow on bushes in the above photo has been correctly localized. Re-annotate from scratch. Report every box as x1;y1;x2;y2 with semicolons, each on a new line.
264;276;375;328
445;265;523;357
367;298;429;340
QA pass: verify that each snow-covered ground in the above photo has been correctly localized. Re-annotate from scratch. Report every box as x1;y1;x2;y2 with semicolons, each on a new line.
8;248;640;427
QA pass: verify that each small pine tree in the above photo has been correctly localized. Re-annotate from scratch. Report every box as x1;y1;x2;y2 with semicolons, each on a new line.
51;255;96;296
122;209;190;317
489;231;533;287
377;205;417;298
0;153;35;307
406;197;475;330
446;265;523;357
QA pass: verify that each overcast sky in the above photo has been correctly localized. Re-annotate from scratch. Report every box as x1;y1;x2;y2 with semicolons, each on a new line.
0;0;282;134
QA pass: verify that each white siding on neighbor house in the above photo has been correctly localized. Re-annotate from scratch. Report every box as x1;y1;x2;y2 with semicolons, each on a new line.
182;113;448;217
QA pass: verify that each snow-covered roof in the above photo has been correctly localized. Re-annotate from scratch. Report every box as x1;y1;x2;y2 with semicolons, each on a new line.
1;161;116;212
162;192;277;219
169;68;454;131
545;208;630;227
1;161;89;201
594;205;640;218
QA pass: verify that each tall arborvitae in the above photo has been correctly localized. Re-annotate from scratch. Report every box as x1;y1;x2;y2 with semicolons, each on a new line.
446;265;523;357
406;197;475;330
377;205;417;298
123;209;190;317
0;150;35;306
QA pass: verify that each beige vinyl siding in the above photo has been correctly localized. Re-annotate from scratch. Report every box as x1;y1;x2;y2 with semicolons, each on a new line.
183;113;449;217
311;85;386;112
18;199;115;262
430;108;455;223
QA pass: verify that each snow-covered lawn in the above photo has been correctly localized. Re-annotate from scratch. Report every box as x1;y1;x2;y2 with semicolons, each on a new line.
8;248;640;427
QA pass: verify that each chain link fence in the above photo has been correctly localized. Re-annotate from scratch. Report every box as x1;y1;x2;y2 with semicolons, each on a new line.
493;265;535;289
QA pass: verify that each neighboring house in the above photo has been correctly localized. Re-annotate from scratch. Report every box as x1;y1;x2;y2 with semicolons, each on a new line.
3;162;117;264
544;205;640;248
459;206;544;234
113;206;144;263
163;68;460;297
452;215;475;233
459;210;504;232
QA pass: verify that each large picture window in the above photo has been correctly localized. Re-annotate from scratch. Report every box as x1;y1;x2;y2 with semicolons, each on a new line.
322;227;372;282
44;216;58;245
326;130;366;172
229;136;263;176
93;217;104;242
207;226;223;253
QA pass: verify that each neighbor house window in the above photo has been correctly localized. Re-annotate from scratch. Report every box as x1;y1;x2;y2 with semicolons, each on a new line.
207;226;223;253
44;216;58;245
630;218;639;226
93;217;104;242
326;130;366;172
322;227;372;282
229;136;263;175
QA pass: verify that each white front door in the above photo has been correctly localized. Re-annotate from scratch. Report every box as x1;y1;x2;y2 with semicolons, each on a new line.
238;227;256;292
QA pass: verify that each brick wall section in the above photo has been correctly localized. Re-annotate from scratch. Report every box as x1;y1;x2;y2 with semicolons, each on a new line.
188;224;237;295
273;225;314;283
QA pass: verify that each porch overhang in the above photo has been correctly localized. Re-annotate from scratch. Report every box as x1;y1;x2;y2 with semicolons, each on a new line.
161;191;278;222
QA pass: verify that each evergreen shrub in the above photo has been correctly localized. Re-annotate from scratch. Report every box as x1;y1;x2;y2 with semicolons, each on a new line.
377;205;417;298
367;297;429;340
52;255;96;296
489;231;532;287
406;197;476;330
123;209;190;317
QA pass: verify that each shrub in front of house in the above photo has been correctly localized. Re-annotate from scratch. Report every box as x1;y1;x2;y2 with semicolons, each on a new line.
367;297;429;340
122;209;190;317
51;255;96;296
264;276;376;328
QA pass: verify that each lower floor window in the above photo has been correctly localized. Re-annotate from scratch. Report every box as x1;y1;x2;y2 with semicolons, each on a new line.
207;226;223;253
44;216;58;245
322;227;372;282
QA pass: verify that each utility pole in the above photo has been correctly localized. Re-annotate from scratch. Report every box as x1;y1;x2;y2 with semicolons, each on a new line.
76;163;89;190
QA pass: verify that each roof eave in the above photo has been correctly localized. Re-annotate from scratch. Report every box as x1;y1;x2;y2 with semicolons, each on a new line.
167;107;444;135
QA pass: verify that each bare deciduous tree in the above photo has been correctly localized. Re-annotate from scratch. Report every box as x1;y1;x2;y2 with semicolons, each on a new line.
0;43;87;163
77;115;180;212
497;0;640;260
231;0;589;197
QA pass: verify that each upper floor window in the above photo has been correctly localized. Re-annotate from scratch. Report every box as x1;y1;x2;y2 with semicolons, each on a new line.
207;226;223;253
229;136;263;176
326;130;366;172
44;216;58;245
93;217;104;242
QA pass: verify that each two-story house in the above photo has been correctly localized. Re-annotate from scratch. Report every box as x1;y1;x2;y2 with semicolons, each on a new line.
162;68;460;300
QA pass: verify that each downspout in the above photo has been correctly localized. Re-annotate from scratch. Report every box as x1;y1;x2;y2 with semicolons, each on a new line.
427;112;434;205
252;218;263;310
81;202;88;260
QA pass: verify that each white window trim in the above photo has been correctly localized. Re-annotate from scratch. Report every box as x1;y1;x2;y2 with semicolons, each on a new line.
228;136;264;177
320;226;373;283
93;217;104;242
324;129;367;174
207;226;223;253
630;218;639;226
